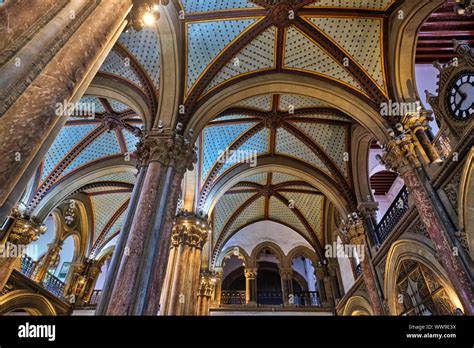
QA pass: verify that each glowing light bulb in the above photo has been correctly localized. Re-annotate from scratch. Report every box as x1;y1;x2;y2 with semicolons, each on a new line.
143;12;156;26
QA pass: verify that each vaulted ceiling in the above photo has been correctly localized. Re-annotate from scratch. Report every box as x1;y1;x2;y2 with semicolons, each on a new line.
179;0;400;123
211;171;326;260
198;93;355;210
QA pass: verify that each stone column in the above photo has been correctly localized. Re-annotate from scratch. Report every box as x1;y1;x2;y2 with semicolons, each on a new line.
105;131;197;315
0;208;46;290
160;212;208;315
315;267;328;307
378;125;474;314
341;213;384;315
212;268;223;307
0;0;133;223
196;272;216;316
327;259;341;303
245;268;258;305
279;267;294;306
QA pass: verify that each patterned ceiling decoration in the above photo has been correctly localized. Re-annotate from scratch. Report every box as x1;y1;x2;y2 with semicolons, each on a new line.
88;191;131;258
186;18;261;94
27;96;142;212
118;27;161;89
305;17;386;93
211;171;325;262
305;0;396;10
100;50;145;89
283;26;365;93
180;0;262;14
199;93;354;210
204;25;277;94
234;94;273;112
179;0;397;125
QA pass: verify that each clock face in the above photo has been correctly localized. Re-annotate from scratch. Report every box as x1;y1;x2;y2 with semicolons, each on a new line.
448;72;473;120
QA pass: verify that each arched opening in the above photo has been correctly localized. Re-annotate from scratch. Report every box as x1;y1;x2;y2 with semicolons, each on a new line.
255;248;282;306
220;255;246;305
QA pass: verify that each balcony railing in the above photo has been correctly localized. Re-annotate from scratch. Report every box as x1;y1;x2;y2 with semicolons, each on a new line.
375;185;409;244
293;291;321;307
257;291;283;305
221;290;246;305
42;271;65;299
20;254;37;278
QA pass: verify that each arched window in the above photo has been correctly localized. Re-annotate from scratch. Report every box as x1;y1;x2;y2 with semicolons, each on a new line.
396;260;456;316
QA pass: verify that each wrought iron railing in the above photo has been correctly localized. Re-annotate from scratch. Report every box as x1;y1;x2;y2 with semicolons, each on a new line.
42;271;65;298
375;186;409;244
293;291;321;307
221;290;246;305
20;254;37;278
257;291;283;305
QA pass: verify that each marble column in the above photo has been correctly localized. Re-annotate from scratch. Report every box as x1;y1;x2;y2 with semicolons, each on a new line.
0;0;133;223
279;267;294;306
95;163;147;314
245;268;258;305
378;125;474;314
105;131;197;315
341;213;384;315
0;208;46;290
315;267;328;307
160;212;208;315
196;272;216;316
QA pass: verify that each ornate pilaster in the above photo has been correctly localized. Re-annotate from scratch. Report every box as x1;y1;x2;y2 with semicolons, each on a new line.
244;268;258;305
341;212;384;315
0;208;46;290
314;266;328;307
196;271;216;316
160;211;208;315
378;125;474;314
32;242;62;283
212;267;223;307
104;129;197;316
66;258;103;306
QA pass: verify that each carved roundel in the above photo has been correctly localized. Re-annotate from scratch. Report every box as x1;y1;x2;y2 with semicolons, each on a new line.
446;71;474;121
271;2;295;28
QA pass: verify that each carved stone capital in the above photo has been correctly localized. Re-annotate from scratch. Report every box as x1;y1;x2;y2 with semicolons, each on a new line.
377;125;421;175
197;272;216;297
340;212;366;246
171;212;208;249
244;268;258;279
6;208;47;246
135;132;197;174
279;267;293;279
357;202;379;220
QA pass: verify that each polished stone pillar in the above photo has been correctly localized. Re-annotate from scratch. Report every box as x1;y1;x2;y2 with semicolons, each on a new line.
379;125;474;314
160;212;208;315
341;213;384;315
105;131;196;315
279;267;294;306
245;268;258;305
95;163;147;314
196;272;215;316
0;0;133;223
0;208;46;290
